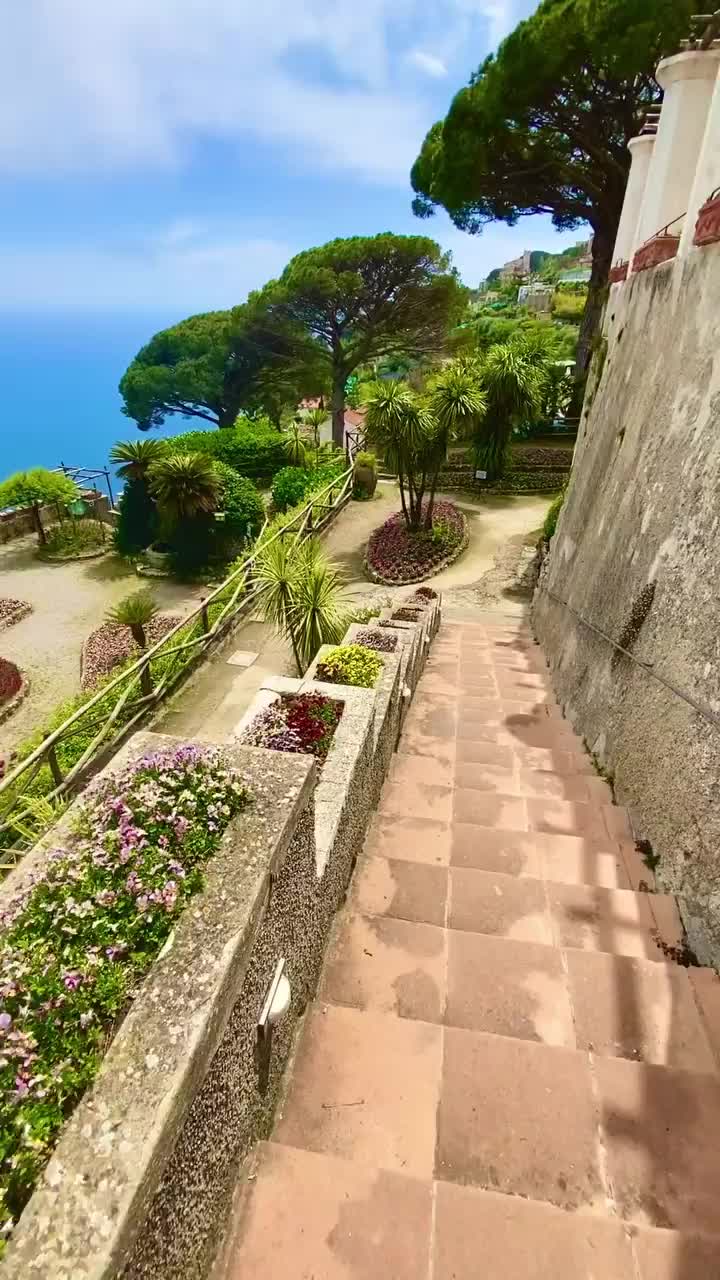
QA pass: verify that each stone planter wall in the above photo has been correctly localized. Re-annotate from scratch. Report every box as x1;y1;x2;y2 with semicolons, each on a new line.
2;592;438;1280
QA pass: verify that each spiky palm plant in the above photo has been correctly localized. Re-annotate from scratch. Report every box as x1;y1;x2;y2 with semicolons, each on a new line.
426;362;486;527
283;423;307;468
476;345;542;480
110;438;166;481
106;589;159;696
304;407;327;466
363;381;433;530
254;536;346;674
147;453;221;526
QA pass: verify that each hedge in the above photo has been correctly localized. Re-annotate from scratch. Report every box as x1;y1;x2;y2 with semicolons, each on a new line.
164;419;286;480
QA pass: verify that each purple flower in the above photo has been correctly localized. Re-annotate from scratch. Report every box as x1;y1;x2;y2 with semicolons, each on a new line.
62;972;83;991
0;1012;11;1033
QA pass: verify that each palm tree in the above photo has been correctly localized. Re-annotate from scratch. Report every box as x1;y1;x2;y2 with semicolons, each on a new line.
304;408;327;466
147;453;221;526
254;536;346;674
283;422;307;468
110;438;166;482
363;381;433;531
426;362;486;528
106;589;159;696
476;345;542;480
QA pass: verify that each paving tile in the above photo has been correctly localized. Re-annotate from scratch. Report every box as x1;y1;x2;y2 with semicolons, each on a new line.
450;825;544;877
453;789;528;830
454;762;518;793
596;1054;720;1231
603;804;634;841
436;1029;604;1210
228;1143;432;1280
433;1182;635;1280
320;912;446;1023
352;857;448;927
548;883;665;959
417;674;459;699
526;796;610;840
621;841;656;891
448;867;554;944
454;738;517;769
445;931;575;1046
648;893;685;950
378;779;452;824
275;1004;442;1177
402;699;457;743
566;950;717;1071
388;752;454;789
363;815;451;867
689;967;720;1068
537;834;631;889
517;768;596;802
633;1226;720;1278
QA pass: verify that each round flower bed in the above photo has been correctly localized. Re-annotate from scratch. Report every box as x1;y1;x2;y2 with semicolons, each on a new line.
0;658;28;726
0;743;250;1249
80;614;181;690
240;693;343;762
0;599;32;632
365;500;467;585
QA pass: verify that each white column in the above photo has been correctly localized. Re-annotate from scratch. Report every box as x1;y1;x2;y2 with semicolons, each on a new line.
613;134;656;266
635;50;720;252
680;61;720;255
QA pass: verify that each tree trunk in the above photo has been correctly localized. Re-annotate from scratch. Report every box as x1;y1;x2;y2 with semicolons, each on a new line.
397;467;410;529
575;227;613;387
130;623;147;649
218;404;236;429
32;504;46;546
331;373;346;450
424;471;440;529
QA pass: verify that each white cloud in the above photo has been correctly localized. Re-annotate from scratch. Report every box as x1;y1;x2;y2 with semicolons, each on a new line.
407;50;447;78
0;1;511;185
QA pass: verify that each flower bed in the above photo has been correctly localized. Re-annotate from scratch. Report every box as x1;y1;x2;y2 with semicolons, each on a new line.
0;658;22;705
0;599;32;632
354;627;398;653
240;692;343;762
80;614;182;690
413;587;437;601
392;606;424;623
365;500;467;585
0;742;250;1253
315;643;383;689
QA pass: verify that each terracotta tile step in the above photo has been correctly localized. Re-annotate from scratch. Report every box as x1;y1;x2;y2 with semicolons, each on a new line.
452;786;632;843
450;823;632;887
437;1027;720;1232
453;760;612;803
447;865;682;962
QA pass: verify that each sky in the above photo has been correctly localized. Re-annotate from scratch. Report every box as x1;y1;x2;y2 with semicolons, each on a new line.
0;0;587;317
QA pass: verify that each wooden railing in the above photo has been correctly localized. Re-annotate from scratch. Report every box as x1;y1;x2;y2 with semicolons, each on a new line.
0;466;354;859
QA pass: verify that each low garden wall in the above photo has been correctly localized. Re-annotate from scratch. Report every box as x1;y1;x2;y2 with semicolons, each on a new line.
1;593;440;1280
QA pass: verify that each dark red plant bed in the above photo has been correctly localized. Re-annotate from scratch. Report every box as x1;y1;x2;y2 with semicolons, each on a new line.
0;658;22;704
354;627;398;653
392;607;423;622
240;692;343;762
365;501;467;586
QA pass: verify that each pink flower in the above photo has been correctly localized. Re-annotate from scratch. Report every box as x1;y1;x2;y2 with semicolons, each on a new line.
62;972;83;991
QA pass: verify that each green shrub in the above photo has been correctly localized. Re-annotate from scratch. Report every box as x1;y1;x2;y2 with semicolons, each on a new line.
165;418;286;479
41;520;108;558
543;491;565;541
214;462;264;541
354;451;376;469
114;478;158;556
272;466;311;512
315;643;383;688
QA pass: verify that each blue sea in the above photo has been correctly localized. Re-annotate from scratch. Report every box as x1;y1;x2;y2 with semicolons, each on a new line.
0;311;200;489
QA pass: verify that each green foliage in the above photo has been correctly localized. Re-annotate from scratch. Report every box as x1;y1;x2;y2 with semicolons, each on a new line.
0;468;79;540
283;422;308;468
354;451;376;469
552;291;586;323
148;453;221;526
411;0;693;361
253;536;346;673
113;478;158;557
543;491;565;541
272;466;311;513
109;438;166;480
252;233;464;446
475;343;543;480
315;643;383;689
40;519;108;558
214;462;264;542
107;589;158;630
164;419;287;480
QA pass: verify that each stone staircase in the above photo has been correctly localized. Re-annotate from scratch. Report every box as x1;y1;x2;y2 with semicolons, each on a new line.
220;617;720;1279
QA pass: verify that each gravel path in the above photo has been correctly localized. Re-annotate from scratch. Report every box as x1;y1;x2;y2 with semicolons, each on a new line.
0;538;205;754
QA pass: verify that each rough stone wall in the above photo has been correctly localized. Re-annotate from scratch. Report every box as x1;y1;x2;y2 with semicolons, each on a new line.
533;248;720;965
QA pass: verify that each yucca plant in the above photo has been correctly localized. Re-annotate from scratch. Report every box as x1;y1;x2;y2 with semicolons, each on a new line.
476;344;542;480
283;422;307;468
304;407;327;466
363;381;434;531
148;453;221;526
426;361;486;527
254;536;346;674
110;438;166;481
106;589;159;696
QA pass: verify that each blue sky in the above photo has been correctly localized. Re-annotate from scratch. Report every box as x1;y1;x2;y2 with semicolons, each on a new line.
0;0;586;317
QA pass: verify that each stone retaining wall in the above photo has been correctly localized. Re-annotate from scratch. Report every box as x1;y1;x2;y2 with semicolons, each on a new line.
2;592;439;1280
